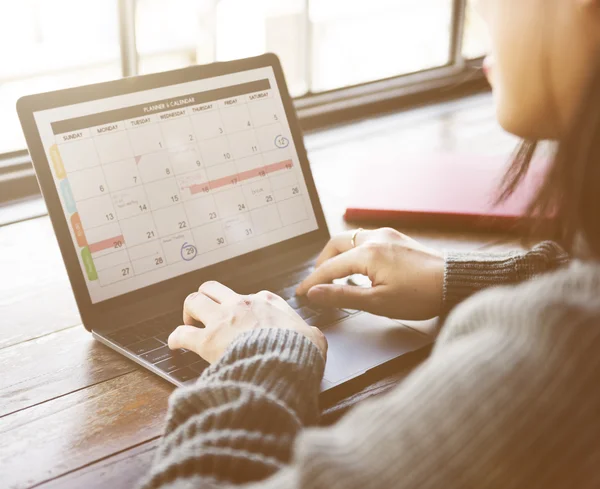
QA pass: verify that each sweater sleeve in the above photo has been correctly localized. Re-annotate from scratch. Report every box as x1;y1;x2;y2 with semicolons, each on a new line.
138;328;324;489
442;240;569;312
140;263;600;489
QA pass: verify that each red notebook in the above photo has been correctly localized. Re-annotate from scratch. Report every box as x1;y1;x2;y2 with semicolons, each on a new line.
343;153;548;231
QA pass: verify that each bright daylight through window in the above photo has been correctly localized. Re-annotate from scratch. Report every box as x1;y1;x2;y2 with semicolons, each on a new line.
0;0;489;157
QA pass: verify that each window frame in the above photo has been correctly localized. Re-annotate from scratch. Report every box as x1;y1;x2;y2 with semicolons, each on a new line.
0;0;487;204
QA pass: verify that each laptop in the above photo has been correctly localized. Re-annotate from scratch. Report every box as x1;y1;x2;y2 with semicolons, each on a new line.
17;53;433;394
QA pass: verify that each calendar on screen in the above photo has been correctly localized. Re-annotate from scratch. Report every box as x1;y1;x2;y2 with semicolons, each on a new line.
33;67;318;303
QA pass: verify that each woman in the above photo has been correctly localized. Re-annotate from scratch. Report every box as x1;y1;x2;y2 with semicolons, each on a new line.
141;0;600;487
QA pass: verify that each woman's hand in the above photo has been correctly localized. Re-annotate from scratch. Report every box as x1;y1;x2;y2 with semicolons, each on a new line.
168;281;328;364
296;228;444;320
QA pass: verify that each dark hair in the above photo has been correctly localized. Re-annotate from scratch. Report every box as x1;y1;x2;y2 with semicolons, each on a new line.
497;62;600;256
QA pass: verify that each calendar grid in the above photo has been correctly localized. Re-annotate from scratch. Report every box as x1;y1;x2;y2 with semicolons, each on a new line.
43;71;318;299
82;185;310;287
216;96;257;243
74;159;293;233
245;98;285;230
175;98;227;256
82;195;312;284
89;132;135;279
122;121;169;272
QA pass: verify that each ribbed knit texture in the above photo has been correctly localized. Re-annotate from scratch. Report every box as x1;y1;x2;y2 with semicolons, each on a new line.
443;240;569;311
140;241;600;489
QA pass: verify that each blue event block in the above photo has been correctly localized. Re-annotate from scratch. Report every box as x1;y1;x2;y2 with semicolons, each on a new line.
60;179;76;214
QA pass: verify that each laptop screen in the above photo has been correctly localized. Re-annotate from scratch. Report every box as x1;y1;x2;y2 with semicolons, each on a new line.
32;66;319;304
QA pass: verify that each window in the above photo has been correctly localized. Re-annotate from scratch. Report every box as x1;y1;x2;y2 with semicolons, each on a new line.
308;0;453;92
0;0;121;155
1;0;487;202
135;0;456;96
462;0;490;59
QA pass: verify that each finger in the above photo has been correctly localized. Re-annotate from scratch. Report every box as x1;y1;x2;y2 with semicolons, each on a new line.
184;292;221;325
297;247;369;295
315;229;371;267
183;293;203;326
168;325;206;353
315;231;357;267
198;281;239;304
307;284;378;311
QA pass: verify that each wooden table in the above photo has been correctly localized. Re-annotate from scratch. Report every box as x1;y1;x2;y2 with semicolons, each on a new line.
0;94;518;489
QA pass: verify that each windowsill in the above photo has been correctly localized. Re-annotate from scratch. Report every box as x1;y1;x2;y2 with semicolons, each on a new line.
0;195;47;228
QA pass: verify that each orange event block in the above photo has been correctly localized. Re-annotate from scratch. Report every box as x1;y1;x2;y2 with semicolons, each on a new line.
70;213;88;247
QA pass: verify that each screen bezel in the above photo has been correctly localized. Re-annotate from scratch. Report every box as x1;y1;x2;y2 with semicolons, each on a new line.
17;53;329;327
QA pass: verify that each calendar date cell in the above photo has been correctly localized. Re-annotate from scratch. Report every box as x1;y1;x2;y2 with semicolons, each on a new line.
120;213;159;247
160;231;196;264
111;186;151;220
213;187;248;218
226;130;260;159
191;221;227;254
169;145;203;175
199;136;232;166
177;169;210;200
58;139;100;172
127;240;163;261
153;204;189;237
98;261;134;286
255;123;286;153
250;205;283;235
132;253;167;275
68;166;108;202
277;196;308;226
128;123;165;155
137;152;174;184
145;179;182;210
103;158;141;192
222;214;254;244
95;131;134;164
220;104;252;134
77;195;118;229
94;250;129;272
183;194;219;228
190;109;224;140
160;117;196;149
242;180;275;209
248;98;282;128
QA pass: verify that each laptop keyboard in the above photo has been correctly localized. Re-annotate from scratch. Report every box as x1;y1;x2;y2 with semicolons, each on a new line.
255;265;359;328
105;264;360;385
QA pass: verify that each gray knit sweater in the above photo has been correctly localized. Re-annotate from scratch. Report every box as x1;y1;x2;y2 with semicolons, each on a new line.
140;241;600;489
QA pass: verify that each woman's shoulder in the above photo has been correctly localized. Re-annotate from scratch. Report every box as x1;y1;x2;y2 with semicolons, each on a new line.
439;260;600;345
510;259;600;304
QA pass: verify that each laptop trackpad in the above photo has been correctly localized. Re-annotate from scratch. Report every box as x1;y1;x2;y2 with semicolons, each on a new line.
322;313;433;386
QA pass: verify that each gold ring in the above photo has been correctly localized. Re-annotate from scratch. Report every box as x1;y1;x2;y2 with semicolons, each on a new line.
351;228;363;249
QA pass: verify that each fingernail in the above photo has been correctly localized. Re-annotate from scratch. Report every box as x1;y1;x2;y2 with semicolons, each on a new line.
186;292;197;301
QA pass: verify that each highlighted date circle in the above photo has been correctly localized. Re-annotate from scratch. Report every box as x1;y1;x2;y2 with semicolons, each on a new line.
274;135;289;149
181;242;197;261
